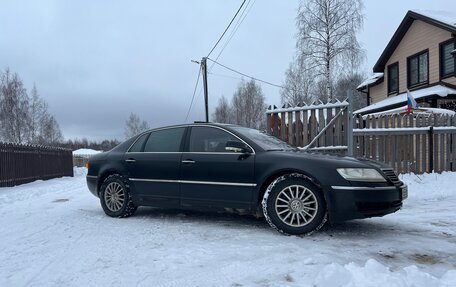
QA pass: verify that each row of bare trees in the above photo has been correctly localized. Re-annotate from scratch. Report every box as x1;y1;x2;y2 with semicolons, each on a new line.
213;79;267;130
281;0;367;110
0;68;63;145
58;138;120;151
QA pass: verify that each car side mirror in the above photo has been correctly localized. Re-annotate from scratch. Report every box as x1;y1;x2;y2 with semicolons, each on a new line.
225;141;251;154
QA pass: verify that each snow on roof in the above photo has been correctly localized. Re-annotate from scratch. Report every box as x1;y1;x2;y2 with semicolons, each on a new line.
354;85;456;114
356;73;384;90
363;105;456;118
411;9;456;28
72;148;103;156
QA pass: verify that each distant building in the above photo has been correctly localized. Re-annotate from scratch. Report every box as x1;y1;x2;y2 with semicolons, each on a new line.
356;10;456;115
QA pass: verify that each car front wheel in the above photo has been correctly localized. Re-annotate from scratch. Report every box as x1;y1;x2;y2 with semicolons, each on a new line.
100;174;137;218
262;175;327;235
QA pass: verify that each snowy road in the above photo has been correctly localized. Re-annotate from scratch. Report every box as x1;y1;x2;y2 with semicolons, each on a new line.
0;168;455;286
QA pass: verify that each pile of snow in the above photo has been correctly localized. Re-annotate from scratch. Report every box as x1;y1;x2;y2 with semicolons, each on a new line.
315;259;455;287
357;73;384;90
72;148;102;157
400;171;456;201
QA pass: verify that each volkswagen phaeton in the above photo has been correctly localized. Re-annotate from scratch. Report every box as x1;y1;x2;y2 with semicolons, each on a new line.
86;123;408;235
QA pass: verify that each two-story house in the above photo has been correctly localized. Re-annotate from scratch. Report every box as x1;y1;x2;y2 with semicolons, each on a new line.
356;10;456;115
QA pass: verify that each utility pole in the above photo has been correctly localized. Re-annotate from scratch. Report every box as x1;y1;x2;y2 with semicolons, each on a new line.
201;57;209;122
346;90;354;157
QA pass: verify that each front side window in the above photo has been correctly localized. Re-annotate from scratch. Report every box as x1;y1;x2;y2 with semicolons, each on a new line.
143;127;185;152
231;126;294;151
388;62;399;94
408;51;428;87
189;127;243;153
440;40;455;78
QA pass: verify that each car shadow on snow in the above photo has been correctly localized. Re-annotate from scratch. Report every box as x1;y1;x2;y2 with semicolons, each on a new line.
319;218;425;238
134;207;272;232
131;207;427;238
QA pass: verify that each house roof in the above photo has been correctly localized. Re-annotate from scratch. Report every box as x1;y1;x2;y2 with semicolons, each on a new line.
356;73;384;91
373;10;456;73
354;85;456;114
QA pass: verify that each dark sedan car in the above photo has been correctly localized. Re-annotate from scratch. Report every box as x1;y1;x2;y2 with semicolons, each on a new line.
86;123;408;235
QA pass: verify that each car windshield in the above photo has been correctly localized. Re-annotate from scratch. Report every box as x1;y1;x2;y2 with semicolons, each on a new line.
231;126;296;151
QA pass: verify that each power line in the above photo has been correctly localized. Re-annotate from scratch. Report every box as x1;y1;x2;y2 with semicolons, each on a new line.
208;58;285;89
210;0;255;69
206;0;247;58
185;65;202;122
209;0;255;73
207;58;310;96
208;71;243;81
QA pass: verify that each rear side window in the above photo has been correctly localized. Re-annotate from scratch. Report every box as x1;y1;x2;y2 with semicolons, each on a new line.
128;133;149;152
143;127;185;152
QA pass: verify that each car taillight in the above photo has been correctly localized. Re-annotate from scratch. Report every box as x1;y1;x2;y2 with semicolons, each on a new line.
85;161;90;169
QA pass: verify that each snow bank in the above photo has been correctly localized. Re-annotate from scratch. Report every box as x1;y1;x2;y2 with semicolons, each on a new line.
400;171;456;201
72;148;102;156
314;259;456;287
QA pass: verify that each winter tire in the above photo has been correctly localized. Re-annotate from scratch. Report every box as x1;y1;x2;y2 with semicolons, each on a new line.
262;174;327;236
100;174;137;218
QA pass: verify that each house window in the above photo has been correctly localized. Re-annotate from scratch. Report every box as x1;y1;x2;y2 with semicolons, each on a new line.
407;50;428;88
440;39;455;78
387;62;399;94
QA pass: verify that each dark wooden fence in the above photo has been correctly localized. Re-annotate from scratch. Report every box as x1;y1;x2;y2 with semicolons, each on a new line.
354;114;456;174
0;142;73;187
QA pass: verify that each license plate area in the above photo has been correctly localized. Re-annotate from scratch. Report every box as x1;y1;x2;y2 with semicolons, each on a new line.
401;185;408;200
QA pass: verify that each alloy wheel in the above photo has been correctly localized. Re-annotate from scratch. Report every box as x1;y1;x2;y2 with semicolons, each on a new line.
275;184;318;227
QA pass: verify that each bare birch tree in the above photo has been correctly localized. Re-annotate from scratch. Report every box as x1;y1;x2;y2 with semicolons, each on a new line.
213;95;232;124
0;68;31;143
124;112;150;139
39;114;63;145
28;84;48;143
296;0;364;100
280;55;315;106
231;79;267;130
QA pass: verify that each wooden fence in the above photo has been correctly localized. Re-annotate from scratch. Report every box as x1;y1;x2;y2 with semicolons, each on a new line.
266;101;349;151
0;142;73;187
354;114;456;174
266;102;456;174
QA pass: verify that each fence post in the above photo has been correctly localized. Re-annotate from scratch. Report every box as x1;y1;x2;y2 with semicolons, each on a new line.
429;126;434;172
346;91;354;157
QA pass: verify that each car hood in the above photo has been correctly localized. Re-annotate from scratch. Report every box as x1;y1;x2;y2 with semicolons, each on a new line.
267;150;390;169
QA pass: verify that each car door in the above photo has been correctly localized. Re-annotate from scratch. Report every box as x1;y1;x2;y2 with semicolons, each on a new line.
180;126;255;210
124;127;186;208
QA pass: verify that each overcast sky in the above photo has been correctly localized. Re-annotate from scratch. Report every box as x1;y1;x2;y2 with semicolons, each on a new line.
1;0;455;141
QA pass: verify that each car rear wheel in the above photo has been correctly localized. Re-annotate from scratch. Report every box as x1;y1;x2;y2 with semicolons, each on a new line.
100;174;137;218
262;175;327;235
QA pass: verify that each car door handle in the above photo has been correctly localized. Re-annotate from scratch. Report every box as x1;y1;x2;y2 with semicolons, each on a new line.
125;158;136;163
182;159;195;164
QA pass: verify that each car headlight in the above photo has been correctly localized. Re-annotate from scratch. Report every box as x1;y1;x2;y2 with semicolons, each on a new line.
336;168;386;182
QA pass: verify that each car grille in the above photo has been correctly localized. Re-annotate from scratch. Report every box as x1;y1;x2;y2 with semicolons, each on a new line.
381;168;401;186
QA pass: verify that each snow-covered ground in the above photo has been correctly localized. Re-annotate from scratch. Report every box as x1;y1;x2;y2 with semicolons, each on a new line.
0;169;455;287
